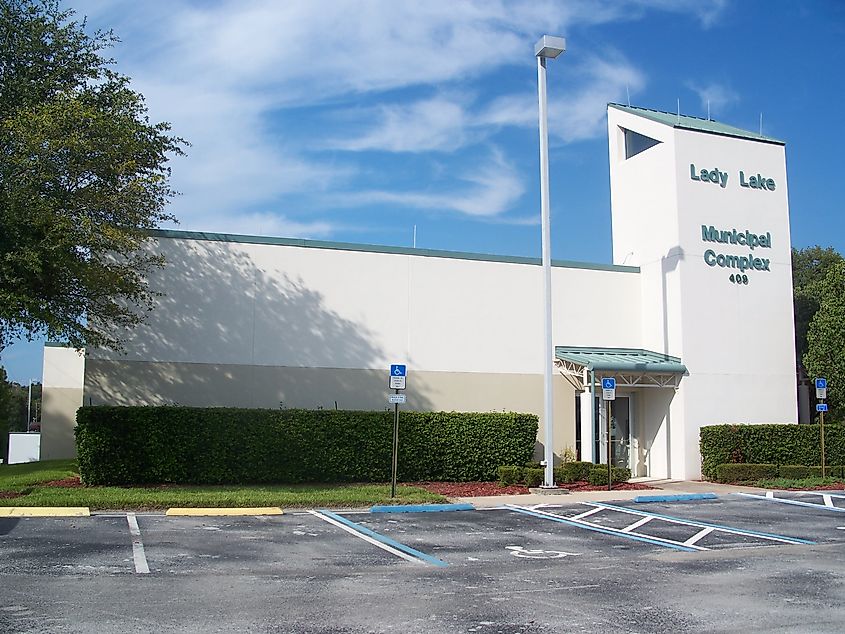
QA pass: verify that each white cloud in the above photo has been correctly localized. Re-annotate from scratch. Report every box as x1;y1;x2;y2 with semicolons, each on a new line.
337;149;524;218
331;95;473;153
68;0;713;226
481;55;646;142
686;81;740;116
171;212;337;240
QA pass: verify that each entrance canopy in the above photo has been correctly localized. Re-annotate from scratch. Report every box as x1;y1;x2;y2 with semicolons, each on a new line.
555;346;687;390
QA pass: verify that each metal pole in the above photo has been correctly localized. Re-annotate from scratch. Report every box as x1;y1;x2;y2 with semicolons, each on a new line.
27;380;32;432
606;400;612;491
820;409;826;479
537;54;555;489
391;390;400;498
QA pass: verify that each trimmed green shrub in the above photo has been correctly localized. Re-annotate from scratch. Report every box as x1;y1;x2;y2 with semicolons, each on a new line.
588;466;631;486
524;468;544;488
778;465;811;480
557;461;594;483
497;465;524;486
76;407;538;486
714;463;778;483
700;424;845;480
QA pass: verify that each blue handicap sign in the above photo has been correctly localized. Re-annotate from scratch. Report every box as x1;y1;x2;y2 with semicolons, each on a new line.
390;364;406;377
817;403;829;412
601;377;616;390
816;378;827;389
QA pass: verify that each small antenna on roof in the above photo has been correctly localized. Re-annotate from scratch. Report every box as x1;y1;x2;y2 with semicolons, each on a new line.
707;100;711;121
677;98;680;123
413;224;417;248
626;84;631;106
759;112;763;135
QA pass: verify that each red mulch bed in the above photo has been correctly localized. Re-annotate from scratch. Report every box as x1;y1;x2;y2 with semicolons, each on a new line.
0;491;24;499
411;480;655;497
41;476;83;488
782;482;845;491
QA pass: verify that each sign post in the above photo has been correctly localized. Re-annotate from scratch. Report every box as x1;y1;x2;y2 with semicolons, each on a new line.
601;378;616;491
389;365;407;498
816;378;828;478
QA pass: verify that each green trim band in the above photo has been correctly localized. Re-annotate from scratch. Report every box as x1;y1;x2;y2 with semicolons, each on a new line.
147;229;640;274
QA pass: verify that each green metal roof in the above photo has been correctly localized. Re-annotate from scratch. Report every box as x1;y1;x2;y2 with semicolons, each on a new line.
555;346;687;374
147;229;640;274
608;103;784;146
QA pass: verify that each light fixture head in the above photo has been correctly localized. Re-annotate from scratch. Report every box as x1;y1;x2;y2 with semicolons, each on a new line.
534;35;566;59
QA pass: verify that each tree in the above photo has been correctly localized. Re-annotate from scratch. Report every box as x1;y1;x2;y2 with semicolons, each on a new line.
0;0;185;353
792;246;844;372
804;260;845;420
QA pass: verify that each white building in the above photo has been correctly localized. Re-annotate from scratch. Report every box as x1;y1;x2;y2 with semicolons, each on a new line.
41;104;798;479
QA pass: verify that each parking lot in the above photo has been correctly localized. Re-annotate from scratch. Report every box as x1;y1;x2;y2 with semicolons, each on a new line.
3;491;845;633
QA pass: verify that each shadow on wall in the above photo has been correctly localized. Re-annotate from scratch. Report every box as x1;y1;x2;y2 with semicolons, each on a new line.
85;238;434;412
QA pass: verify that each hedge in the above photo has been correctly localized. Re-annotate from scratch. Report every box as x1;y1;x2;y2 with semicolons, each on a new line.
75;407;538;485
714;463;779;483
716;463;845;483
497;461;599;487
700;424;845;480
588;466;631;486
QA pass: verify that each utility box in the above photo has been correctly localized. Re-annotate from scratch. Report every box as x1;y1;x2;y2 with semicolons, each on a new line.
8;432;41;464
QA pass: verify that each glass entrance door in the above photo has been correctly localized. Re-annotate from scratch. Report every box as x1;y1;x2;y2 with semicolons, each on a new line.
594;395;632;471
610;397;631;469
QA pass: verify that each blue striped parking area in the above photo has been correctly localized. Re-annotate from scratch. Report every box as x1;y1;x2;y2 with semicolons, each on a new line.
737;491;845;513
308;510;448;567
505;504;699;552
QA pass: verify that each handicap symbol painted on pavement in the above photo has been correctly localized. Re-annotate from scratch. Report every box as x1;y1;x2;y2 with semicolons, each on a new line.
505;545;579;559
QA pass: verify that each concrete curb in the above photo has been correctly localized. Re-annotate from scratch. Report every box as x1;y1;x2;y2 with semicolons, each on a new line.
165;507;284;516
634;493;718;503
370;503;475;513
0;507;90;517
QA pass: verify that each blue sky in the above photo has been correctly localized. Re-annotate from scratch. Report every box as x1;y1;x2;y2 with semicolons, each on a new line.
3;0;844;383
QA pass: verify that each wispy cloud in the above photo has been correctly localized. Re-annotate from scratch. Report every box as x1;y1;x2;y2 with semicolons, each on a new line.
482;55;646;142
686;81;740;117
336;149;524;218
70;0;719;228
330;95;474;153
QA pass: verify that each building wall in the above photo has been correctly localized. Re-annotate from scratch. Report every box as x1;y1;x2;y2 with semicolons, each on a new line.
85;236;642;462
40;346;85;460
608;106;797;478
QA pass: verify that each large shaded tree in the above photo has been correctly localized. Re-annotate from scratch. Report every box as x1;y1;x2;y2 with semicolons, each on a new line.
792;246;843;373
0;0;185;352
804;260;845;420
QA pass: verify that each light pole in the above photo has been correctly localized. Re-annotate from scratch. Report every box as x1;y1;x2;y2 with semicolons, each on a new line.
535;35;565;488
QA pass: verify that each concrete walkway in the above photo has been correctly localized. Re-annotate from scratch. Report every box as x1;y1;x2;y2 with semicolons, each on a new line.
453;479;762;509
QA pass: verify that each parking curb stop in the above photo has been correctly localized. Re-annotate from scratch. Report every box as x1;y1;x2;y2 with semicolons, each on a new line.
370;503;475;513
0;507;90;517
165;507;284;516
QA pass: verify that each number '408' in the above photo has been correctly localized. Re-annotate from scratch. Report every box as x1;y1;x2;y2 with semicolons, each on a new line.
729;274;749;285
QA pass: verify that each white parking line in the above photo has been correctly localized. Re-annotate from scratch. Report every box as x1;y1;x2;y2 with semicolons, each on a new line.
126;513;150;574
307;510;422;565
621;516;653;533
683;526;715;546
570;507;603;521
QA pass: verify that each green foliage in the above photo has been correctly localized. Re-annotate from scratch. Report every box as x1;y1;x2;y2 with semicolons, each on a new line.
757;476;844;489
587;466;631;486
497;465;523;486
556;461;594;483
76;407;538;486
699;424;845;480
0;0;186;351
715;463;779;483
804;260;845;420
523;467;544;487
792;246;844;372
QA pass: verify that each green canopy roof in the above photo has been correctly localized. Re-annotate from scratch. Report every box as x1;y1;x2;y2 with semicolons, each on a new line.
609;103;784;146
555;346;687;374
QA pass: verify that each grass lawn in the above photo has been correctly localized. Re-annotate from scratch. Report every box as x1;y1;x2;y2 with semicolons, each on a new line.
756;476;845;489
0;460;446;510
